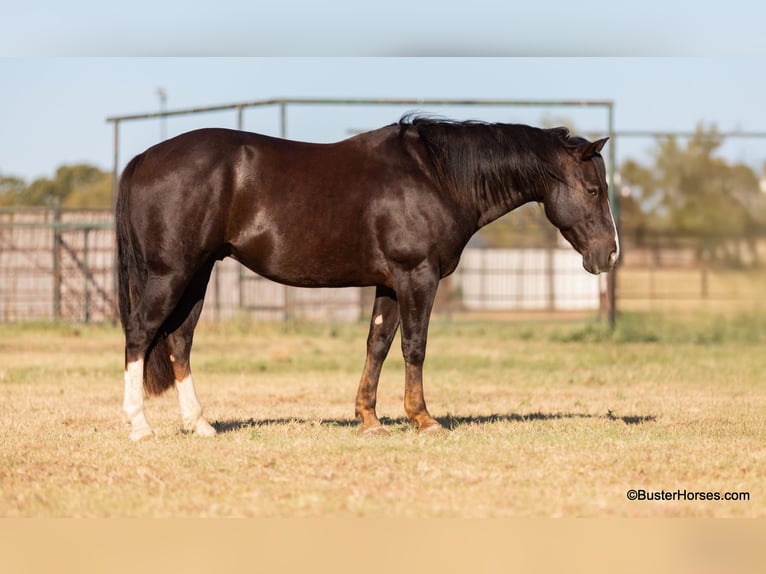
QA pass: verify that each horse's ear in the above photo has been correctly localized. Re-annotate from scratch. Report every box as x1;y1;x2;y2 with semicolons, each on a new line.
580;137;609;160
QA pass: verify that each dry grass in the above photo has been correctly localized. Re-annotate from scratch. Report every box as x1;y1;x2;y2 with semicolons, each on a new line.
1;314;764;517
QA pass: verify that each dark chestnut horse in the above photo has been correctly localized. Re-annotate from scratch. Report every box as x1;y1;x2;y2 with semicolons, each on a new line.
116;117;619;441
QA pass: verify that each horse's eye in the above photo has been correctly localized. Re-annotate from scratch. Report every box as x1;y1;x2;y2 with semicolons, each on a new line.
587;188;598;197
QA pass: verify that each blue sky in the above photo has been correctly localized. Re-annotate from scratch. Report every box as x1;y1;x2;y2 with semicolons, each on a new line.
1;3;766;183
2;57;766;183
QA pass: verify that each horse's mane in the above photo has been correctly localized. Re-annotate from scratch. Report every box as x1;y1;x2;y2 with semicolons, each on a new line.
398;115;581;209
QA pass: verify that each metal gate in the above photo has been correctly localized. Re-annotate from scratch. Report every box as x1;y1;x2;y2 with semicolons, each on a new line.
0;208;116;323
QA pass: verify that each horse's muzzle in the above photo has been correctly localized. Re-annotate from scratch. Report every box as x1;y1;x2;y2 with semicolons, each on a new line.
583;248;619;275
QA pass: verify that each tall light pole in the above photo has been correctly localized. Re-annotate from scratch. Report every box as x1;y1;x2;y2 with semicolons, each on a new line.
156;87;167;141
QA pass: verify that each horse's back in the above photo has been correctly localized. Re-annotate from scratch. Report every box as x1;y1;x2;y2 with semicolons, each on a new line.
126;126;406;197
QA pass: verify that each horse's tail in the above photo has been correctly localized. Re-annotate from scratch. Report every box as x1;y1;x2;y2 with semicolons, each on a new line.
116;154;176;396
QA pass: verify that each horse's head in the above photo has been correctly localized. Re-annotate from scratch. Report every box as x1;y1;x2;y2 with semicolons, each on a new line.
542;136;620;275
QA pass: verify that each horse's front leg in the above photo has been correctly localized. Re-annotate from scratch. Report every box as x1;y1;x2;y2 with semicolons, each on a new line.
394;261;442;434
355;286;399;435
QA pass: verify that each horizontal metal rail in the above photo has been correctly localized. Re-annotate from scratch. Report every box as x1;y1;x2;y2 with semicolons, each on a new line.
106;97;614;123
616;129;766;139
0;221;113;230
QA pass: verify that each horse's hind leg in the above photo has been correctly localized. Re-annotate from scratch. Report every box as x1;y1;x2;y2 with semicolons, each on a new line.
168;308;216;436
123;273;191;442
355;286;399;435
123;357;153;442
166;261;216;437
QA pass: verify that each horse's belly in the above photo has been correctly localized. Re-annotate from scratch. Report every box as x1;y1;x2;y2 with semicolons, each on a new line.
231;235;386;288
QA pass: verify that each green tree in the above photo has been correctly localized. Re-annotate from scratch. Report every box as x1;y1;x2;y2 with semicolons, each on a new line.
0;164;112;208
619;124;765;266
0;173;27;206
57;165;113;208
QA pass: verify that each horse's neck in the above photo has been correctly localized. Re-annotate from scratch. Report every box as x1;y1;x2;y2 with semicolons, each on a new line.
475;185;539;229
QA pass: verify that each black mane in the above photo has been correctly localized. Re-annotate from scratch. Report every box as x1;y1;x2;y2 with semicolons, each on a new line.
398;115;579;209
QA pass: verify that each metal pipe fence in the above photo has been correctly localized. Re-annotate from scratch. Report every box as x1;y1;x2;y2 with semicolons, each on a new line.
0;207;609;324
0;208;115;323
2;208;762;323
106;96;618;325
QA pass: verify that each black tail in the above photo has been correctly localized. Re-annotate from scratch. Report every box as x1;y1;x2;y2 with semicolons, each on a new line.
116;155;176;396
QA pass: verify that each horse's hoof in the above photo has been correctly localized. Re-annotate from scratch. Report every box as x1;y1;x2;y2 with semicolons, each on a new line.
129;428;155;442
358;425;389;437
193;418;217;437
418;422;445;436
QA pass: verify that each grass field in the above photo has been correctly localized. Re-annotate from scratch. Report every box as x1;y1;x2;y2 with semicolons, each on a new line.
1;311;764;517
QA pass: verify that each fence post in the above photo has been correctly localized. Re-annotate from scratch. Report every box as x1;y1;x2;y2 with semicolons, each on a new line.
83;228;91;324
607;103;618;329
52;203;62;321
111;119;120;321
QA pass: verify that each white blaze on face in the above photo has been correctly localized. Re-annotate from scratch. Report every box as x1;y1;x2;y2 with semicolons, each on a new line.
608;198;620;266
374;314;384;326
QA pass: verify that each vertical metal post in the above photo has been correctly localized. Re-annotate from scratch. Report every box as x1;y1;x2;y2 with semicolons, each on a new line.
111;120;120;211
111;119;120;322
280;101;290;321
157;87;167;141
83;228;90;324
52;203;62;321
279;102;287;138
237;105;246;314
606;103;618;329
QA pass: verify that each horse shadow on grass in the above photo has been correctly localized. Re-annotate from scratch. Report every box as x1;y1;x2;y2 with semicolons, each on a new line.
212;410;656;434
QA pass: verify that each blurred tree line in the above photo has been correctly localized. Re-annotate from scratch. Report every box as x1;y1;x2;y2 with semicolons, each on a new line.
619;125;766;267
0;164;112;208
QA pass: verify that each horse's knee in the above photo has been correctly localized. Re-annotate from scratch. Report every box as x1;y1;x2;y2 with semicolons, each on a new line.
124;316;156;361
367;335;393;360
401;344;426;367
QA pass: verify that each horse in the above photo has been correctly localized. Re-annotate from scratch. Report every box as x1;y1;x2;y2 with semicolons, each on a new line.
116;116;619;441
